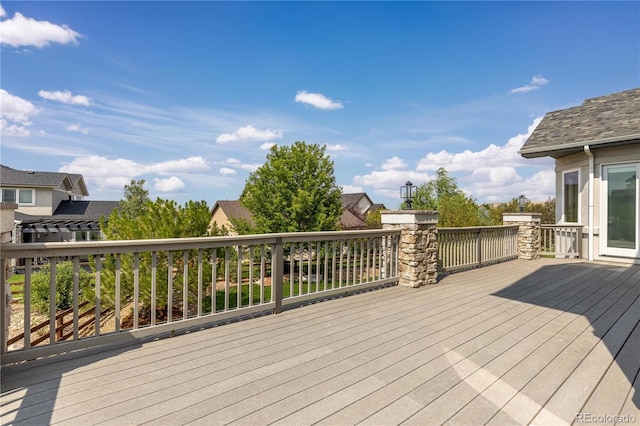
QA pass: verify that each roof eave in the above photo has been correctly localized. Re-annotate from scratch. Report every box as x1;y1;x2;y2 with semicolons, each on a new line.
520;134;640;159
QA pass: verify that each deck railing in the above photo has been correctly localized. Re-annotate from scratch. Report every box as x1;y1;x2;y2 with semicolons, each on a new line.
437;225;519;273
1;229;400;364
540;225;582;258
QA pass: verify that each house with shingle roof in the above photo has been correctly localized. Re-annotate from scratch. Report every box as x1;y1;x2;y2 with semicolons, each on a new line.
0;165;119;243
520;87;640;262
209;193;385;235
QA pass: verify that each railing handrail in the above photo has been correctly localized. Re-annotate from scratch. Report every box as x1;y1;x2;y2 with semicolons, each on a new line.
438;224;518;233
0;229;401;258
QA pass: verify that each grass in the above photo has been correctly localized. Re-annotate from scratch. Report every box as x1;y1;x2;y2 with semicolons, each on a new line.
202;278;362;312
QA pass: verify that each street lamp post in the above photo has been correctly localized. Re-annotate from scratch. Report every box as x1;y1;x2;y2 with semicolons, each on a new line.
518;194;527;212
401;181;417;209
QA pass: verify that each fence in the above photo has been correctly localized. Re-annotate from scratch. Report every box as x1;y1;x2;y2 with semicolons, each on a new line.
437;225;519;273
1;229;400;364
540;225;582;258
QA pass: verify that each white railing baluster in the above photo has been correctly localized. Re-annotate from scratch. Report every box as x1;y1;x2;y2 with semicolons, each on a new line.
24;258;32;347
167;251;173;324
115;254;121;332
198;249;203;316
151;252;156;326
49;258;56;345
133;253;139;330
73;257;80;339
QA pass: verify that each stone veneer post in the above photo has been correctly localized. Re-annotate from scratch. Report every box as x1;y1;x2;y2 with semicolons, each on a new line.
1;202;17;351
502;212;542;260
381;210;438;288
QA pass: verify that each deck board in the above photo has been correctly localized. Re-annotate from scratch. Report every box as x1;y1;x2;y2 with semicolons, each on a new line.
1;258;639;425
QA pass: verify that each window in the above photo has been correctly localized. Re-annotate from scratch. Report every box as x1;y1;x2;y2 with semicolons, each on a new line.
19;189;33;204
2;188;35;205
2;189;16;203
563;171;579;223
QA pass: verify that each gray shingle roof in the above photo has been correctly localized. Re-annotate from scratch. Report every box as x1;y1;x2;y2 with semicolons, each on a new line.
520;87;640;159
0;164;89;195
213;200;255;225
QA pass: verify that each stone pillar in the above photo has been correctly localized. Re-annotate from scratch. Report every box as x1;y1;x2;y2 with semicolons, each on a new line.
1;202;17;349
502;213;542;260
381;210;438;287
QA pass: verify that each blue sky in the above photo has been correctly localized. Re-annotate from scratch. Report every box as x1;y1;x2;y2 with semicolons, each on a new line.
1;1;639;209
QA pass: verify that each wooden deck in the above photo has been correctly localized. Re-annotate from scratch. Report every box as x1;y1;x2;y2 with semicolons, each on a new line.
1;258;639;425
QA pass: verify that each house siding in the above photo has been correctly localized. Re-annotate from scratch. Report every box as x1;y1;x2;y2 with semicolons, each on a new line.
555;144;640;262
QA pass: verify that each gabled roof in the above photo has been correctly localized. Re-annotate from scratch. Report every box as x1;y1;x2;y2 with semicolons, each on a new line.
211;200;255;225
340;192;373;213
520;87;640;159
0;164;90;196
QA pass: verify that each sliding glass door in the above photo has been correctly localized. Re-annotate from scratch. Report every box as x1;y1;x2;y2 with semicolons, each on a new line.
601;164;639;258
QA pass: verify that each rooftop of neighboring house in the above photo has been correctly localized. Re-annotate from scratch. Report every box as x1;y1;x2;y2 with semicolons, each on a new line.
0;164;89;195
211;200;255;225
213;193;386;231
520;87;640;159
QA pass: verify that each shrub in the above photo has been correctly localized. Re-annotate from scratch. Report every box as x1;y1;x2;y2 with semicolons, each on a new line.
32;261;93;314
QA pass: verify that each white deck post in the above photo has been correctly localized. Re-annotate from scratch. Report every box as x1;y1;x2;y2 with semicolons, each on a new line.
502;213;542;260
381;210;438;287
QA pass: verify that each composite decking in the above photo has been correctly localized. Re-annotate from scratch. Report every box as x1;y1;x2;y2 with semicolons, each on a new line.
1;258;639;425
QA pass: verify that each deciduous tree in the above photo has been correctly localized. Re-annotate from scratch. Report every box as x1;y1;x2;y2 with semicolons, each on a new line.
240;141;343;233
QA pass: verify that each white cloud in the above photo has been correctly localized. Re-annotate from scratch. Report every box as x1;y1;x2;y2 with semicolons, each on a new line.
350;117;554;204
1;5;6;18
146;157;210;174
59;155;211;191
67;124;89;134
60;156;140;190
239;163;261;172
219;167;237;176
216;124;283;143
260;142;276;150
153;176;185;193
509;75;549;94
416;117;542;172
354;169;431;191
0;89;38;125
0;120;30;137
340;184;364;194
295;91;343;110
325;144;348;151
38;90;91;106
382;156;408;171
0;11;82;48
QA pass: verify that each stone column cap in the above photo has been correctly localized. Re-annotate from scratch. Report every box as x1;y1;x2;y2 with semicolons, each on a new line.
502;212;542;222
381;210;438;224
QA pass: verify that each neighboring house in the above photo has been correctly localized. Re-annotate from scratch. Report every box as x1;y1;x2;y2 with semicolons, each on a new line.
520;87;640;263
209;193;386;234
0;165;119;243
208;200;256;235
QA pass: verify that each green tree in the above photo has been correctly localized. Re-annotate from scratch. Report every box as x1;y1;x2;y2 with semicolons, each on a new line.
483;196;556;225
240;141;343;233
120;179;150;218
412;168;487;227
98;197;218;311
32;261;93;314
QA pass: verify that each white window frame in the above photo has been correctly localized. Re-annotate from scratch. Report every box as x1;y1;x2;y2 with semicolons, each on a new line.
600;162;639;258
561;169;580;224
1;188;35;206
